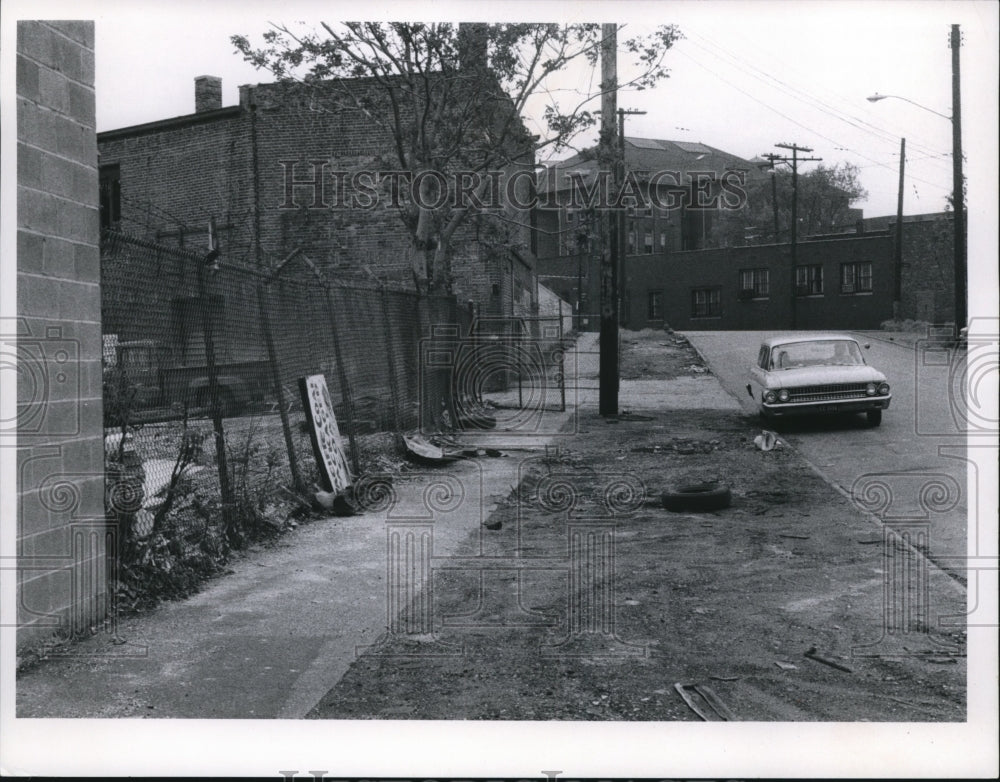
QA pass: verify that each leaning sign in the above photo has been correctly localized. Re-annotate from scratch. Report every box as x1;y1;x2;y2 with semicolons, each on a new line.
299;374;352;494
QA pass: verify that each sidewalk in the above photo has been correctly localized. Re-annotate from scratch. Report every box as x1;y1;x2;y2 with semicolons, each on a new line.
15;330;966;723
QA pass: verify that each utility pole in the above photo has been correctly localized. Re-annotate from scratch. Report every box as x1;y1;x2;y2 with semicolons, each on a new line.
774;143;821;328
758;153;783;242
617;108;646;335
598;23;618;416
894;137;905;319
950;24;966;334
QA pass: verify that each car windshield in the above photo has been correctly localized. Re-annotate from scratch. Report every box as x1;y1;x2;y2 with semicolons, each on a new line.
770;340;864;369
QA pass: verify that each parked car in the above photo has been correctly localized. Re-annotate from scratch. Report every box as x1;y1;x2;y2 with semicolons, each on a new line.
103;338;268;423
746;333;891;426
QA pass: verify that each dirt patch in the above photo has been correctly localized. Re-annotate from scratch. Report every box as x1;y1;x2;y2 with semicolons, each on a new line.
619;328;709;380
308;408;965;721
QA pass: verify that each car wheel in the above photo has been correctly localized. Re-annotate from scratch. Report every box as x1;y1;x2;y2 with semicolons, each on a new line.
661;482;732;512
866;409;882;427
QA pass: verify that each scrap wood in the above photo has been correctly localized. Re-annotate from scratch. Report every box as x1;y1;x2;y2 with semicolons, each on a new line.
402;433;462;464
804;646;854;673
673;682;735;721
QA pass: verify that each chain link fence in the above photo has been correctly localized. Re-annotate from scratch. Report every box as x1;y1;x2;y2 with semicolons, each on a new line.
101;230;469;605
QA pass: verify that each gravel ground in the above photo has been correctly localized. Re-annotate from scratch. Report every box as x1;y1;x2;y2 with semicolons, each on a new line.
308;332;965;721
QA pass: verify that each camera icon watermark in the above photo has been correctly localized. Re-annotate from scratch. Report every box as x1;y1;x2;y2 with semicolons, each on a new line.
0;318;82;443
10;450;147;657
914;317;998;437
419;319;577;437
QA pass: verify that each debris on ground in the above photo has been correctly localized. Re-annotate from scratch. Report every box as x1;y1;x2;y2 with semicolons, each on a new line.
673;682;736;721
804;646;854;673
753;430;781;451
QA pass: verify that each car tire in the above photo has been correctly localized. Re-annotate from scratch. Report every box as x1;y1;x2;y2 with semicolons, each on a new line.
866;409;882;427
661;482;732;512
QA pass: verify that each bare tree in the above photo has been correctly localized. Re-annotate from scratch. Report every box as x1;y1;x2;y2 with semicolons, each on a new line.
232;22;681;291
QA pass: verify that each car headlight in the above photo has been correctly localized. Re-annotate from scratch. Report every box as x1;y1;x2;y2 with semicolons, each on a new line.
763;391;777;404
865;383;877;396
777;389;790;402
878;382;890;395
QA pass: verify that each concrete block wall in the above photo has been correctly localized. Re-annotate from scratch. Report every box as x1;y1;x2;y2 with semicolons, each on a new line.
15;21;106;650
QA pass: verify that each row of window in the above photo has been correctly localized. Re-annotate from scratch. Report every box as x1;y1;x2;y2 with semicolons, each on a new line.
559;223;669;256
737;263;874;300
645;262;875;320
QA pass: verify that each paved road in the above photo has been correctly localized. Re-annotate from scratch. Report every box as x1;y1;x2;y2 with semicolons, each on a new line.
684;330;971;582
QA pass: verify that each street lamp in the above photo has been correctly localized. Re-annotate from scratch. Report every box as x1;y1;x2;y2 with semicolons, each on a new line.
866;73;965;335
866;93;951;120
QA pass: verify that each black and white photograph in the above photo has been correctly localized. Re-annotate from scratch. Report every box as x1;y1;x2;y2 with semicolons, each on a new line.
1;0;997;777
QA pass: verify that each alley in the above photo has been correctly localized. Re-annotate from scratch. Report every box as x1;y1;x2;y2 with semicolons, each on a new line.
17;331;966;725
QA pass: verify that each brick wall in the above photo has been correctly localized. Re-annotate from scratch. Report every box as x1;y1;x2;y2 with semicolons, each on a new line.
98;78;536;308
899;214;955;323
624;235;894;331
15;21;105;650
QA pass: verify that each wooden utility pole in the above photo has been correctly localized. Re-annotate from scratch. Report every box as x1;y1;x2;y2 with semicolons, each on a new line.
598;23;619;416
950;24;966;334
894;137;905;319
774;143;821;328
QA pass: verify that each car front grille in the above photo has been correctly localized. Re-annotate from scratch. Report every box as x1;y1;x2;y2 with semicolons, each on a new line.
787;383;873;403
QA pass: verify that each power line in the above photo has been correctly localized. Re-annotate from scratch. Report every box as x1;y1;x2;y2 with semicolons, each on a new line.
685;30;951;165
673;47;951;194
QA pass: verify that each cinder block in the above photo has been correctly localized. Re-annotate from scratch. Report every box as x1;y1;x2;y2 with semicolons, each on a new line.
73;242;100;283
17;23;54;72
60;279;101;322
16;54;40;100
37;65;70;115
48;21;94;49
17;230;46;275
67;80;96;129
56;201;99;246
41;236;77;279
16;141;44;192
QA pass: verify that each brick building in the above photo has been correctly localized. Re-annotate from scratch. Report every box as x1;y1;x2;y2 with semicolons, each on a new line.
97;73;538;320
623;233;895;331
15;21;106;650
536;137;762;326
867;212;956;324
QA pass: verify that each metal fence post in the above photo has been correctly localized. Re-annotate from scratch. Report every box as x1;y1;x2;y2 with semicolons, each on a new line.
323;285;361;475
380;285;403;435
196;263;235;529
558;303;566;413
257;281;303;491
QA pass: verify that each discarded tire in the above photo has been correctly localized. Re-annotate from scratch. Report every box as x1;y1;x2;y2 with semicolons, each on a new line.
661;482;732;512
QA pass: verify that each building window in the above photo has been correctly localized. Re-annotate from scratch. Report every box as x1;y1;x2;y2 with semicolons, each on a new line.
659;232;667;250
648;290;664;320
627;228;636;255
796;264;824;296
738;268;769;299
691;287;722;318
840;262;872;294
99;164;121;231
643;228;654;254
566;210;575;223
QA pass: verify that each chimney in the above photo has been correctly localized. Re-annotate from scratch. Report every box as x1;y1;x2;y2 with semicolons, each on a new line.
195;75;222;113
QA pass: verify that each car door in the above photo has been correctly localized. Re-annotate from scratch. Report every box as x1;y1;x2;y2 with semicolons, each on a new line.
747;344;769;408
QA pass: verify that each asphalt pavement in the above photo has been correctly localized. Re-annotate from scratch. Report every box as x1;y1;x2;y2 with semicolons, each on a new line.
684;329;973;580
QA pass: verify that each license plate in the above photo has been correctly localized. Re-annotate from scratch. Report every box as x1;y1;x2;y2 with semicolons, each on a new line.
817;404;840;413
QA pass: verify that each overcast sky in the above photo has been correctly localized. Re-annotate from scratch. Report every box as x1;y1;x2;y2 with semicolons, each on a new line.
63;0;997;224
